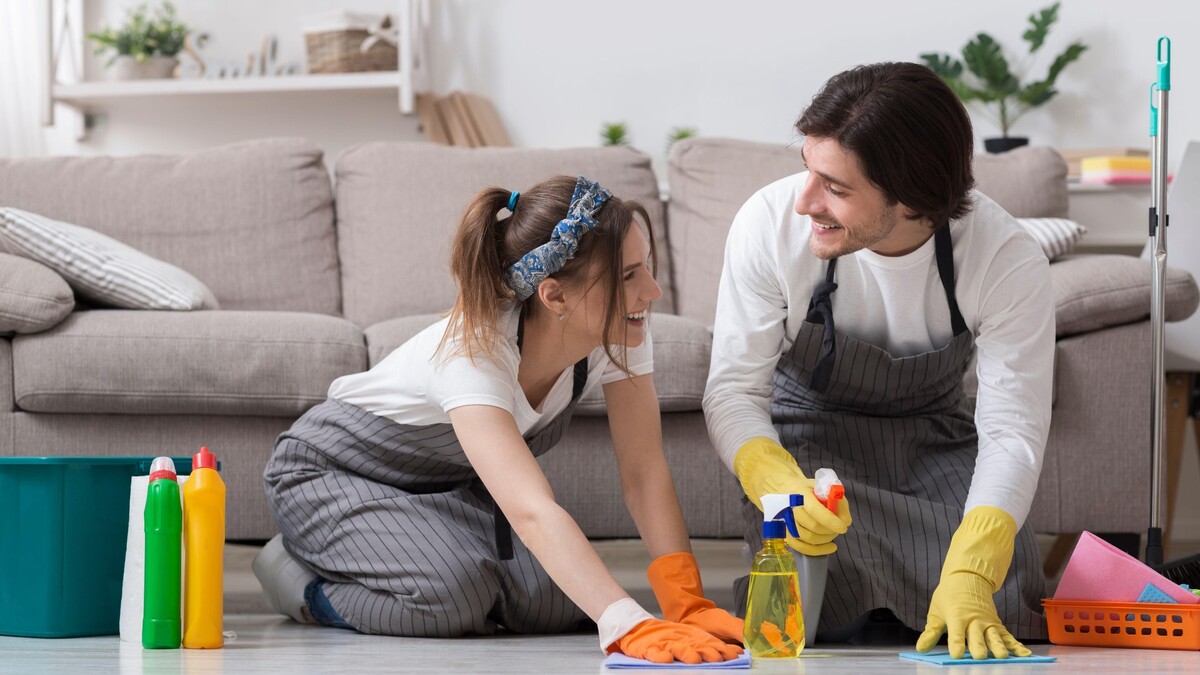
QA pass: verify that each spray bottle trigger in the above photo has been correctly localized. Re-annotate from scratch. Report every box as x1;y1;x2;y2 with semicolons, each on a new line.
781;494;802;538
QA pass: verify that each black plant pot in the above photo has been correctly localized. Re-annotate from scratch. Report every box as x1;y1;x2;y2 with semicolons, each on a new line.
984;137;1030;154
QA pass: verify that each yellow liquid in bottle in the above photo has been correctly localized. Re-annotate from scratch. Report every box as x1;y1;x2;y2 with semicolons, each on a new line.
743;539;805;658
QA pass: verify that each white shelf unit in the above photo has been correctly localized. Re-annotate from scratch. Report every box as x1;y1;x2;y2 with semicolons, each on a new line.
42;0;430;131
53;71;404;106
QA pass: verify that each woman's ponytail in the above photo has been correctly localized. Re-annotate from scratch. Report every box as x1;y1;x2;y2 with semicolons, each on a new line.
439;187;515;362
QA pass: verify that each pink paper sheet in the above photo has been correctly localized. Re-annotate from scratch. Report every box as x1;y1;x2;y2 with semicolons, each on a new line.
1053;531;1199;604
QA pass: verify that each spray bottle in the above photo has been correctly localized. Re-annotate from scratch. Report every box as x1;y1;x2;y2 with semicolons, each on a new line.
743;493;805;658
143;456;182;649
794;468;845;647
183;447;226;649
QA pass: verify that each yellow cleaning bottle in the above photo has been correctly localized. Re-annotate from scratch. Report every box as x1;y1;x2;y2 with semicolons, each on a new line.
743;493;805;658
183;446;225;649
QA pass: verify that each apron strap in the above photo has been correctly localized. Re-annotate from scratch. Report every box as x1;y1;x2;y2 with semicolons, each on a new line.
805;258;839;392
494;310;589;560
933;225;969;336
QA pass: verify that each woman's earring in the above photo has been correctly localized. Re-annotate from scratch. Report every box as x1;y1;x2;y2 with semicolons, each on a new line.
558;312;565;321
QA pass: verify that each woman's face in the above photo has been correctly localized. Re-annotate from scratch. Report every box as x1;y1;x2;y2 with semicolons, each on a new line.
575;223;661;348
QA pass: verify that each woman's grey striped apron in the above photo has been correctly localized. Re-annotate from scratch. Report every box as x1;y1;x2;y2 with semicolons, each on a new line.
263;330;592;638
735;226;1046;641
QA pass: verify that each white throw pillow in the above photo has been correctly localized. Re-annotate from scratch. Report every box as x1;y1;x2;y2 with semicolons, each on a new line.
0;208;219;310
1015;217;1087;262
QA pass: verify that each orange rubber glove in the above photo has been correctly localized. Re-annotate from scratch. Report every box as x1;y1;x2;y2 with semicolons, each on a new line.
609;618;745;664
646;552;744;644
916;506;1033;660
733;437;853;555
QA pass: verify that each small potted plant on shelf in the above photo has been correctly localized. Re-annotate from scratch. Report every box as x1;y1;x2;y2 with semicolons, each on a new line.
919;2;1087;153
87;1;191;80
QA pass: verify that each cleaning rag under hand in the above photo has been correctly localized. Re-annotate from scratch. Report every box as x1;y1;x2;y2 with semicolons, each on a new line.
604;651;751;669
900;651;1056;666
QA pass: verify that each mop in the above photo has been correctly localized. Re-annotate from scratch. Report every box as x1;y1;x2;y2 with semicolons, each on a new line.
1145;36;1200;587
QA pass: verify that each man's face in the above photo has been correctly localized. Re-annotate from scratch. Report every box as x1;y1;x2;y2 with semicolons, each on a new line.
796;137;909;260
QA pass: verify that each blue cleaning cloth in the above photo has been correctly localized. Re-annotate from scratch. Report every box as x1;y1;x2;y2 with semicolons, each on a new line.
604;651;751;669
900;651;1056;666
1138;582;1179;604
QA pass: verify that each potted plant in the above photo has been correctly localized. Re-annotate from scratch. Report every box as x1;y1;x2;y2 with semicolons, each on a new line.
87;2;191;80
919;2;1087;153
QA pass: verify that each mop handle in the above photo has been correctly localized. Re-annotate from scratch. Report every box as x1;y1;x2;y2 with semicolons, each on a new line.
1146;36;1170;568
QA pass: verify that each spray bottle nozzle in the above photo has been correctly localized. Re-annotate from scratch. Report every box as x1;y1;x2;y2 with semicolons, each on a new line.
760;493;803;539
814;468;844;514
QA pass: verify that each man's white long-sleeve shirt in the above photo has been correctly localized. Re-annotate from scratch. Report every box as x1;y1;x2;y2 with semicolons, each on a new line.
702;172;1055;526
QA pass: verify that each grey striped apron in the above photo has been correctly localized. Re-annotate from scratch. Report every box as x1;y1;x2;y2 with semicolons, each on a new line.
263;320;592;638
735;226;1047;641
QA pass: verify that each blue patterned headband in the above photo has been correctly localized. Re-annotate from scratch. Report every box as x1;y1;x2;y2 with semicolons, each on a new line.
504;176;612;301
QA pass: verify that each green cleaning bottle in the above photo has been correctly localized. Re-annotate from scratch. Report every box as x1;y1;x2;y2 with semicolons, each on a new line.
743;493;805;658
143;456;182;649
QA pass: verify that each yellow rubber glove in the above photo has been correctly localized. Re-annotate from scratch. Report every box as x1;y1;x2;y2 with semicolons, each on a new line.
732;437;852;555
646;552;744;644
916;506;1033;660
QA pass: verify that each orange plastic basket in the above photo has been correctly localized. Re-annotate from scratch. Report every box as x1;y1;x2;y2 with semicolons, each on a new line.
1043;599;1200;651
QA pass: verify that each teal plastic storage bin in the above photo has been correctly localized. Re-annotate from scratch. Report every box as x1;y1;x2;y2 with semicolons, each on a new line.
0;456;193;638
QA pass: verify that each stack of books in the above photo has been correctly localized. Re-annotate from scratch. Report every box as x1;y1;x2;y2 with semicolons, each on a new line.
1057;147;1150;184
416;92;511;147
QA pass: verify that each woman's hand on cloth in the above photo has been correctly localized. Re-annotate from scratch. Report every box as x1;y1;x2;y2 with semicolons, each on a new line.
646;552;744;643
916;505;1033;660
611;618;745;664
733;437;853;555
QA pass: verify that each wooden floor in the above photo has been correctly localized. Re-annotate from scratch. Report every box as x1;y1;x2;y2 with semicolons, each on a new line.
3;539;1198;673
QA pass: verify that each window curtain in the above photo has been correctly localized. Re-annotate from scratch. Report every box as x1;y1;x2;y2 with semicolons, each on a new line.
0;1;48;157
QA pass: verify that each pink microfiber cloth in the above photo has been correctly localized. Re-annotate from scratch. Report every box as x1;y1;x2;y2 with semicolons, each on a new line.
1054;531;1200;604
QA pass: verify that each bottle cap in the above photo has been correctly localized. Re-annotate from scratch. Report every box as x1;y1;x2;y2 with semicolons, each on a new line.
148;456;177;482
193;446;218;470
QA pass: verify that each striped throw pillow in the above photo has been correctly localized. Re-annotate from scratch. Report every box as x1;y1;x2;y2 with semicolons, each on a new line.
1015;218;1087;261
0;208;219;310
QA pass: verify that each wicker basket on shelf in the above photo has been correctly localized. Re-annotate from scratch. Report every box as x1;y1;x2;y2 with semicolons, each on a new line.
303;11;397;74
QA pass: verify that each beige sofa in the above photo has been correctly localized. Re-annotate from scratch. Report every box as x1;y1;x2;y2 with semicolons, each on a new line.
1;137;1196;542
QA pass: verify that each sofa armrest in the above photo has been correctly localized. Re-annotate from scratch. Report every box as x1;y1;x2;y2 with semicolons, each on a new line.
1051;254;1199;338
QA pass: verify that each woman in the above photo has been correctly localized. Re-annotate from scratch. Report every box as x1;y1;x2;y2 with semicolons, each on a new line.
255;176;743;664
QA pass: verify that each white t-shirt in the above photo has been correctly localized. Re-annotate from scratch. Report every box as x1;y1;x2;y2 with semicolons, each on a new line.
703;172;1055;526
329;305;655;437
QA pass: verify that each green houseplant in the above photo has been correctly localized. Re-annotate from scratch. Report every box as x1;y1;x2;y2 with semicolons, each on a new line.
920;2;1087;153
87;2;191;80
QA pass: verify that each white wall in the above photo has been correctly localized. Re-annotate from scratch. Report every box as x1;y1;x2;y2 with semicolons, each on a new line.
49;0;1200;176
35;0;1200;541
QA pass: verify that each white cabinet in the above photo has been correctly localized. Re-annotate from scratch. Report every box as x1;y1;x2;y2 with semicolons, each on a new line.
1070;182;1152;253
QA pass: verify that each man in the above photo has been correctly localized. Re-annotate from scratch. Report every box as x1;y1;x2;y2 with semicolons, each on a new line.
703;62;1052;660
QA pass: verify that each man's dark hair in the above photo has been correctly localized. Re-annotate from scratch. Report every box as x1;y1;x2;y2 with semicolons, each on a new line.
796;62;975;225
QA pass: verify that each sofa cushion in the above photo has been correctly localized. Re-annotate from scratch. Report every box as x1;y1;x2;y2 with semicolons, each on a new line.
0;253;73;334
667;138;1071;325
12;310;365;416
1016;218;1086;261
1051;254;1200;337
973;146;1070;219
363;313;444;366
0;208;219;311
363;312;710;414
0;138;340;315
335;143;671;328
576;313;711;414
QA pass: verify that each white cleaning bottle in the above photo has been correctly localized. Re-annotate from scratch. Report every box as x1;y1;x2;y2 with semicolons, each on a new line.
744;493;805;658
